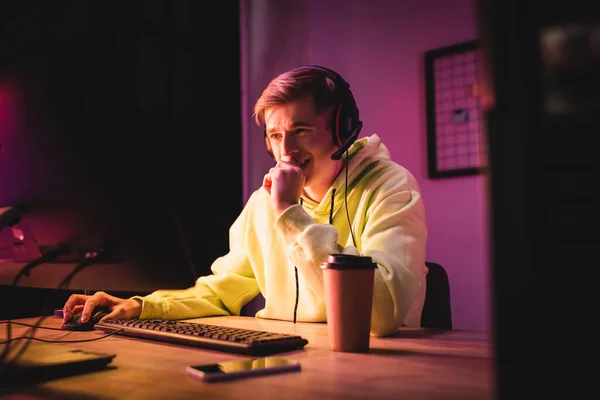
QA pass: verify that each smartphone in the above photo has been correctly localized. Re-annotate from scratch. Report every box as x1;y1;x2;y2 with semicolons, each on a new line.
185;356;301;382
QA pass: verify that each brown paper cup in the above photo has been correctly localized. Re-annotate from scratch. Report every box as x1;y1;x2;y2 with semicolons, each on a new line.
321;254;376;353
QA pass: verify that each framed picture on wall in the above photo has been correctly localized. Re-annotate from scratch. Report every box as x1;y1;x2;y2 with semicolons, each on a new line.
424;40;488;179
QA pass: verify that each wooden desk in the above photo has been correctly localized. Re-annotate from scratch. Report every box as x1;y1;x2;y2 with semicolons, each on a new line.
1;316;495;399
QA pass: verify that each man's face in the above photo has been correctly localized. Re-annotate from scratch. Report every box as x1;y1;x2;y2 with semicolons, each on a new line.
264;96;339;188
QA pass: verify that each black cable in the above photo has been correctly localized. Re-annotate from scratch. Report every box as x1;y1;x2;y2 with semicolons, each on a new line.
57;250;109;291
1;329;124;346
293;266;299;324
11;243;71;286
1;243;72;365
291;152;352;324
0;321;63;330
329;188;336;223
343;152;357;247
2;250;109;367
292;198;304;324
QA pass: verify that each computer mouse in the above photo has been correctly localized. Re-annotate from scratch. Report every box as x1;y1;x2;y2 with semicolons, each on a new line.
61;307;111;331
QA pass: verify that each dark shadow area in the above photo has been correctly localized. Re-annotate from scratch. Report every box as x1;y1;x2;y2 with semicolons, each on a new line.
478;1;598;398
421;262;452;330
0;285;150;320
0;0;243;302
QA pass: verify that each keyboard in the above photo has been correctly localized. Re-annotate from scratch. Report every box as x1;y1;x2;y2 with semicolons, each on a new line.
94;318;309;356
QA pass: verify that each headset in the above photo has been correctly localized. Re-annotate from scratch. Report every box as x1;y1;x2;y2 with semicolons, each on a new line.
263;65;363;161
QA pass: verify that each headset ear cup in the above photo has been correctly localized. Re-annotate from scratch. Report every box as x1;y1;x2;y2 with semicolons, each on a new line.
332;100;357;148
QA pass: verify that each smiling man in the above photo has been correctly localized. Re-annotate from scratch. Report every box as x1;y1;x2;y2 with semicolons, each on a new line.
63;65;428;337
262;95;342;211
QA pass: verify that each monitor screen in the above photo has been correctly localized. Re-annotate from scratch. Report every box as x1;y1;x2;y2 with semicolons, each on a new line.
0;4;242;292
0;55;197;290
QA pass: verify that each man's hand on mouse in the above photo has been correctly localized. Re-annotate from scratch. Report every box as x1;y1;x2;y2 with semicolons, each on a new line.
63;291;142;323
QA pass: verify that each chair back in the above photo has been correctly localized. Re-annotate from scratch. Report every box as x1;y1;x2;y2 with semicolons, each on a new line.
421;261;452;329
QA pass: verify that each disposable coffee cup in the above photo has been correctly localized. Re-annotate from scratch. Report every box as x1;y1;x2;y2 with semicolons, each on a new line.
321;254;377;353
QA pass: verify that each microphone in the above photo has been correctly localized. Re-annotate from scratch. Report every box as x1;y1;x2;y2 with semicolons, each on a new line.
0;207;21;231
331;121;363;160
11;243;72;286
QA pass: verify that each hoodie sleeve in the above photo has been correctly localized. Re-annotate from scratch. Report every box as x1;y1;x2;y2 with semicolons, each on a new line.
133;200;261;320
274;166;427;337
273;205;344;303
360;171;427;336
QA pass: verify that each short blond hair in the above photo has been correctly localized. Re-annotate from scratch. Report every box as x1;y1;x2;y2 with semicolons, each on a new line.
253;66;340;127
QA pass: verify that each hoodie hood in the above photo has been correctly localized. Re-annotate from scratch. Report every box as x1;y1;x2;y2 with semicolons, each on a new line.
300;134;392;216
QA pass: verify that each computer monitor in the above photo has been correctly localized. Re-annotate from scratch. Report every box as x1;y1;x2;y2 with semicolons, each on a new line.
0;56;198;292
0;1;242;296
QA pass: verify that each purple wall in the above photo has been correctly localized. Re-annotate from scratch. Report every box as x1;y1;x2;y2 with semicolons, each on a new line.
241;0;491;331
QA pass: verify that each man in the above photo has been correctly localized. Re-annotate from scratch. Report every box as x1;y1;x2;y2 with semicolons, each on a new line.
62;65;428;337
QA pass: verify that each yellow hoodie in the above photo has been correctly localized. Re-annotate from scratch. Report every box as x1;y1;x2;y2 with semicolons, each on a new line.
135;134;428;337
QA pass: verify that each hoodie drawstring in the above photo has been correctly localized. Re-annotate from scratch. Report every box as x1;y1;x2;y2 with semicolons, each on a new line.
292;198;303;324
293;190;336;324
329;188;336;224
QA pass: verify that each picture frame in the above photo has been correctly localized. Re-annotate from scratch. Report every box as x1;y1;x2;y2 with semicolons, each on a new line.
424;40;488;179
